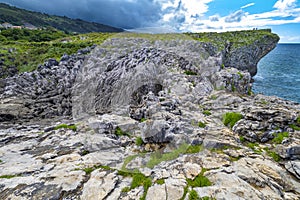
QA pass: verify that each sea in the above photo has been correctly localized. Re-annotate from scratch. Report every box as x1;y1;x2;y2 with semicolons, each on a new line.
252;44;300;103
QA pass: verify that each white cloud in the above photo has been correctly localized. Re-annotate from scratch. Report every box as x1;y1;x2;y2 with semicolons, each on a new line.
241;3;255;9
273;0;297;10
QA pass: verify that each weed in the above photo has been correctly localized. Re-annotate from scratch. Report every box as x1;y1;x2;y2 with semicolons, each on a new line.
264;147;281;162
146;143;187;168
186;145;203;154
115;127;131;137
121;187;131;193
184;70;197;75
180;186;189;200
54;124;77;131
203;110;212;116
223;112;243;128
209;95;218;100
247;142;263;154
155;179;165;185
198;121;206;128
121;155;139;171
239;136;245;142
272;132;289;144
187;168;212;187
140;118;147;122
290;124;300;131
237;72;244;80
0;174;19;179
189;189;200;200
118;170;152;200
135;137;144;146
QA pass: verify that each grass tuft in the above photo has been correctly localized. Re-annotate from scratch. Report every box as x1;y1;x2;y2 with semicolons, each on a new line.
272;132;289;144
222;112;243;128
54;124;77;131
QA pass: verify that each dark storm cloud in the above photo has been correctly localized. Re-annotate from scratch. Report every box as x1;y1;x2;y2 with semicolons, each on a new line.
0;0;163;29
224;10;246;23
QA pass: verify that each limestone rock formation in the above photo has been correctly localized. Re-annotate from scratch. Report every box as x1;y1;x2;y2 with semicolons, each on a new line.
1;30;299;199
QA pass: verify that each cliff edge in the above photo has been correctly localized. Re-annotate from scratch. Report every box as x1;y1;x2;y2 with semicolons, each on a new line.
1;30;300;200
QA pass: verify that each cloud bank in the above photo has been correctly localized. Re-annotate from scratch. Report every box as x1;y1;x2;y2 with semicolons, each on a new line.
0;0;299;33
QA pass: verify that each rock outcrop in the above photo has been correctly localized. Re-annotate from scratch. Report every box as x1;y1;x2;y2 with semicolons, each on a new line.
1;30;299;200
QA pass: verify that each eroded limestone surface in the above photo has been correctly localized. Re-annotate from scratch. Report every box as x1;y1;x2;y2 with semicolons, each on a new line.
1;31;299;199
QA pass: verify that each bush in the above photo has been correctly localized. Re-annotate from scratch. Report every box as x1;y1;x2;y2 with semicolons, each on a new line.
223;112;243;128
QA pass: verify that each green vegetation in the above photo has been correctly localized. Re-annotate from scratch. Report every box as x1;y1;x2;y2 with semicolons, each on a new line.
155;179;165;185
209;95;218;100
54;123;77;131
202;110;212;116
0;3;122;33
115;127;131;137
78;165;112;174
237;72;244;80
118;170;152;200
189;189;200;200
223;112;243;128
184;70;198;75
140;118;147;122
290;124;300;131
186;144;204;154
135;137;144;146
121;187;131;193
121;155;139;171
198;121;206;128
264;147;281;162
0;30;113;75
247;142;263;154
187;169;212;188
272;132;289;144
290;116;300;131
239;136;246;142
185;29;279;51
146;143;203;168
0;174;19;179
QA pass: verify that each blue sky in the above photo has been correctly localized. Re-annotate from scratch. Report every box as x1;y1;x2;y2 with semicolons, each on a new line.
1;0;300;43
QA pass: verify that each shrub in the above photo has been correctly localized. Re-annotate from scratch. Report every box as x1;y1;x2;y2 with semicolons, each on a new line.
223;112;243;128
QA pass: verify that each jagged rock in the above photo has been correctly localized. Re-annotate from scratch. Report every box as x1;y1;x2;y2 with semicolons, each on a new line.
285;161;300;179
81;170;118;200
2;32;299;199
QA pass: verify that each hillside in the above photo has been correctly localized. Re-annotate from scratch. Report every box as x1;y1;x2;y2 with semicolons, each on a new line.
0;3;123;33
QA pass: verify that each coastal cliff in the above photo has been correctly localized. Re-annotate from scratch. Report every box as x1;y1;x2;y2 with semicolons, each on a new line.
1;30;300;200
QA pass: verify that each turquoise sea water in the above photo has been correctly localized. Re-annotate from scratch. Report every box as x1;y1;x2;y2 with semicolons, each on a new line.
253;44;300;103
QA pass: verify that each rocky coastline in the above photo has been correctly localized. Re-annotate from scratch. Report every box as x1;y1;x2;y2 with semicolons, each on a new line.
1;30;300;200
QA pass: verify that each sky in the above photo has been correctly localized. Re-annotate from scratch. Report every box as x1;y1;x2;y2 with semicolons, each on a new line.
0;0;299;43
